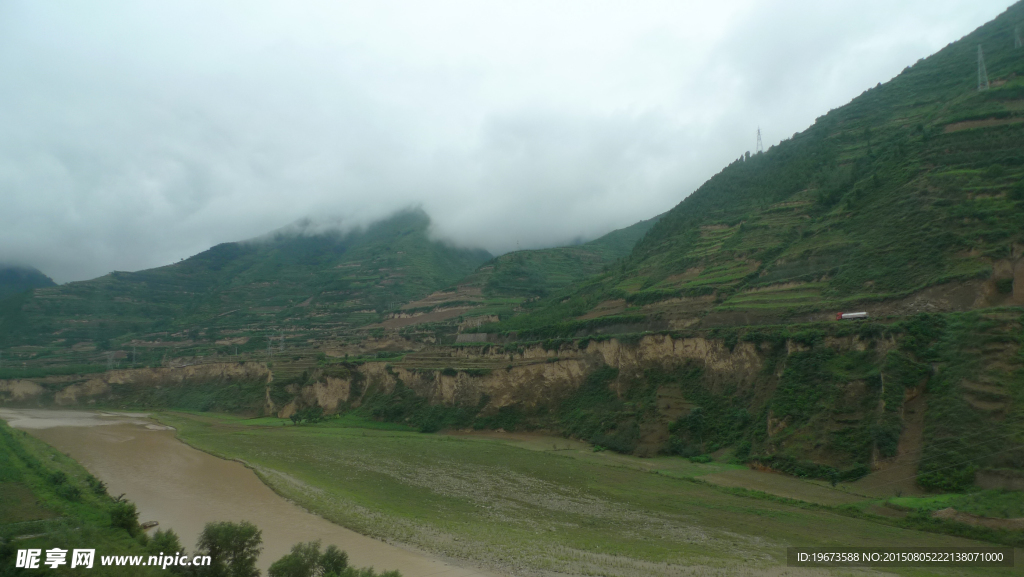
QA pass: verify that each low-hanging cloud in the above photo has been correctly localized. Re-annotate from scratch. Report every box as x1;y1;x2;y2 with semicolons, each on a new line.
0;0;1011;283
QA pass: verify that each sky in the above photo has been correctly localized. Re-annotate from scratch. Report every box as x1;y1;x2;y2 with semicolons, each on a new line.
0;0;1014;283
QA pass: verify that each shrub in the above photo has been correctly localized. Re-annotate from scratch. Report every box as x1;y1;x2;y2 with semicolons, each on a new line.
110;501;141;536
86;474;107;495
55;484;81;501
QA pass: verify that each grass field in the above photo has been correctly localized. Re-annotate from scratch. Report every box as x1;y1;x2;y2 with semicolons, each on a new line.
158;412;1022;576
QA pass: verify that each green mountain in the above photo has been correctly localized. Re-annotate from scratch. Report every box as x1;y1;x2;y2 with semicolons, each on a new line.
361;215;661;335
461;215;661;299
433;4;1024;491
0;209;491;352
482;7;1024;337
0;265;55;300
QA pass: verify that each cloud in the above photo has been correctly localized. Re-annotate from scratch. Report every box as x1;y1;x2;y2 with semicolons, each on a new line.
0;0;1010;282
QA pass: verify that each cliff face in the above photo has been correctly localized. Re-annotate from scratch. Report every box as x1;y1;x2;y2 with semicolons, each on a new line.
268;311;1022;491
268;335;767;418
4;311;1021;491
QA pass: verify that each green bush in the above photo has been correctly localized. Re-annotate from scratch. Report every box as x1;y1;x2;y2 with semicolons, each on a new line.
110;501;142;536
55;484;82;501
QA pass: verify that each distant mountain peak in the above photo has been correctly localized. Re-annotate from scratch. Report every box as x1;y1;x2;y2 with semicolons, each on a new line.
0;264;57;300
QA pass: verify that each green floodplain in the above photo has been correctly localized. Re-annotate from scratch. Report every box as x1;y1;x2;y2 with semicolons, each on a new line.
146;411;1022;576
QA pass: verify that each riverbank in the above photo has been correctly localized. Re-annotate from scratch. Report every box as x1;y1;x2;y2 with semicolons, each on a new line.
0;416;166;576
0;408;492;577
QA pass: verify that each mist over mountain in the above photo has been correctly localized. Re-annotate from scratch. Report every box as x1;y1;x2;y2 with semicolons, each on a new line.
0;209;491;348
0;0;1009;283
0;265;56;301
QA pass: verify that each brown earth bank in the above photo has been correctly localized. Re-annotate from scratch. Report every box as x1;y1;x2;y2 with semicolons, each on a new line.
3;308;1022;494
0;361;271;406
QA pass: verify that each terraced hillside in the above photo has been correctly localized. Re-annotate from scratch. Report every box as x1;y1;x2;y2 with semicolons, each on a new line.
479;4;1024;337
372;216;662;331
463;215;661;299
0;210;661;375
0;209;491;368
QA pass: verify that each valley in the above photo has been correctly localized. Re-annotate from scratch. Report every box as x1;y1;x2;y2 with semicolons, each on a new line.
2;3;1024;575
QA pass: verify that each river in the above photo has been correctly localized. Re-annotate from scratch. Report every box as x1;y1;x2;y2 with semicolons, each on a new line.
0;409;492;577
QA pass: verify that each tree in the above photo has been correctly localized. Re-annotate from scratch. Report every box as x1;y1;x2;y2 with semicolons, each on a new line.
110;501;141;536
268;541;326;577
148;529;187;573
148;528;185;556
318;546;348;576
268;541;402;577
195;521;263;577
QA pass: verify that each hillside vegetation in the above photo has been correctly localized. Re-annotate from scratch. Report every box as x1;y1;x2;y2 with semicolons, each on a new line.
480;3;1024;337
0;209;490;364
464;216;660;299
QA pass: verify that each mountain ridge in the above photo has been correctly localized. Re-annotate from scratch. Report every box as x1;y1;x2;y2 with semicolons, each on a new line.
477;2;1024;338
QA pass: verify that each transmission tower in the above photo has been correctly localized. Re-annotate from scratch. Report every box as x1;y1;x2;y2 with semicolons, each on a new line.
978;45;990;91
755;127;764;154
1015;24;1022;49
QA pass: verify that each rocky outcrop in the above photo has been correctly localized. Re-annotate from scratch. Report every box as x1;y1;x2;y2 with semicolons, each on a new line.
276;334;769;418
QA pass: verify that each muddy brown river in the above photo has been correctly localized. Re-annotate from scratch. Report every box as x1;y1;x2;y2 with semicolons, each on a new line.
0;409;492;577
